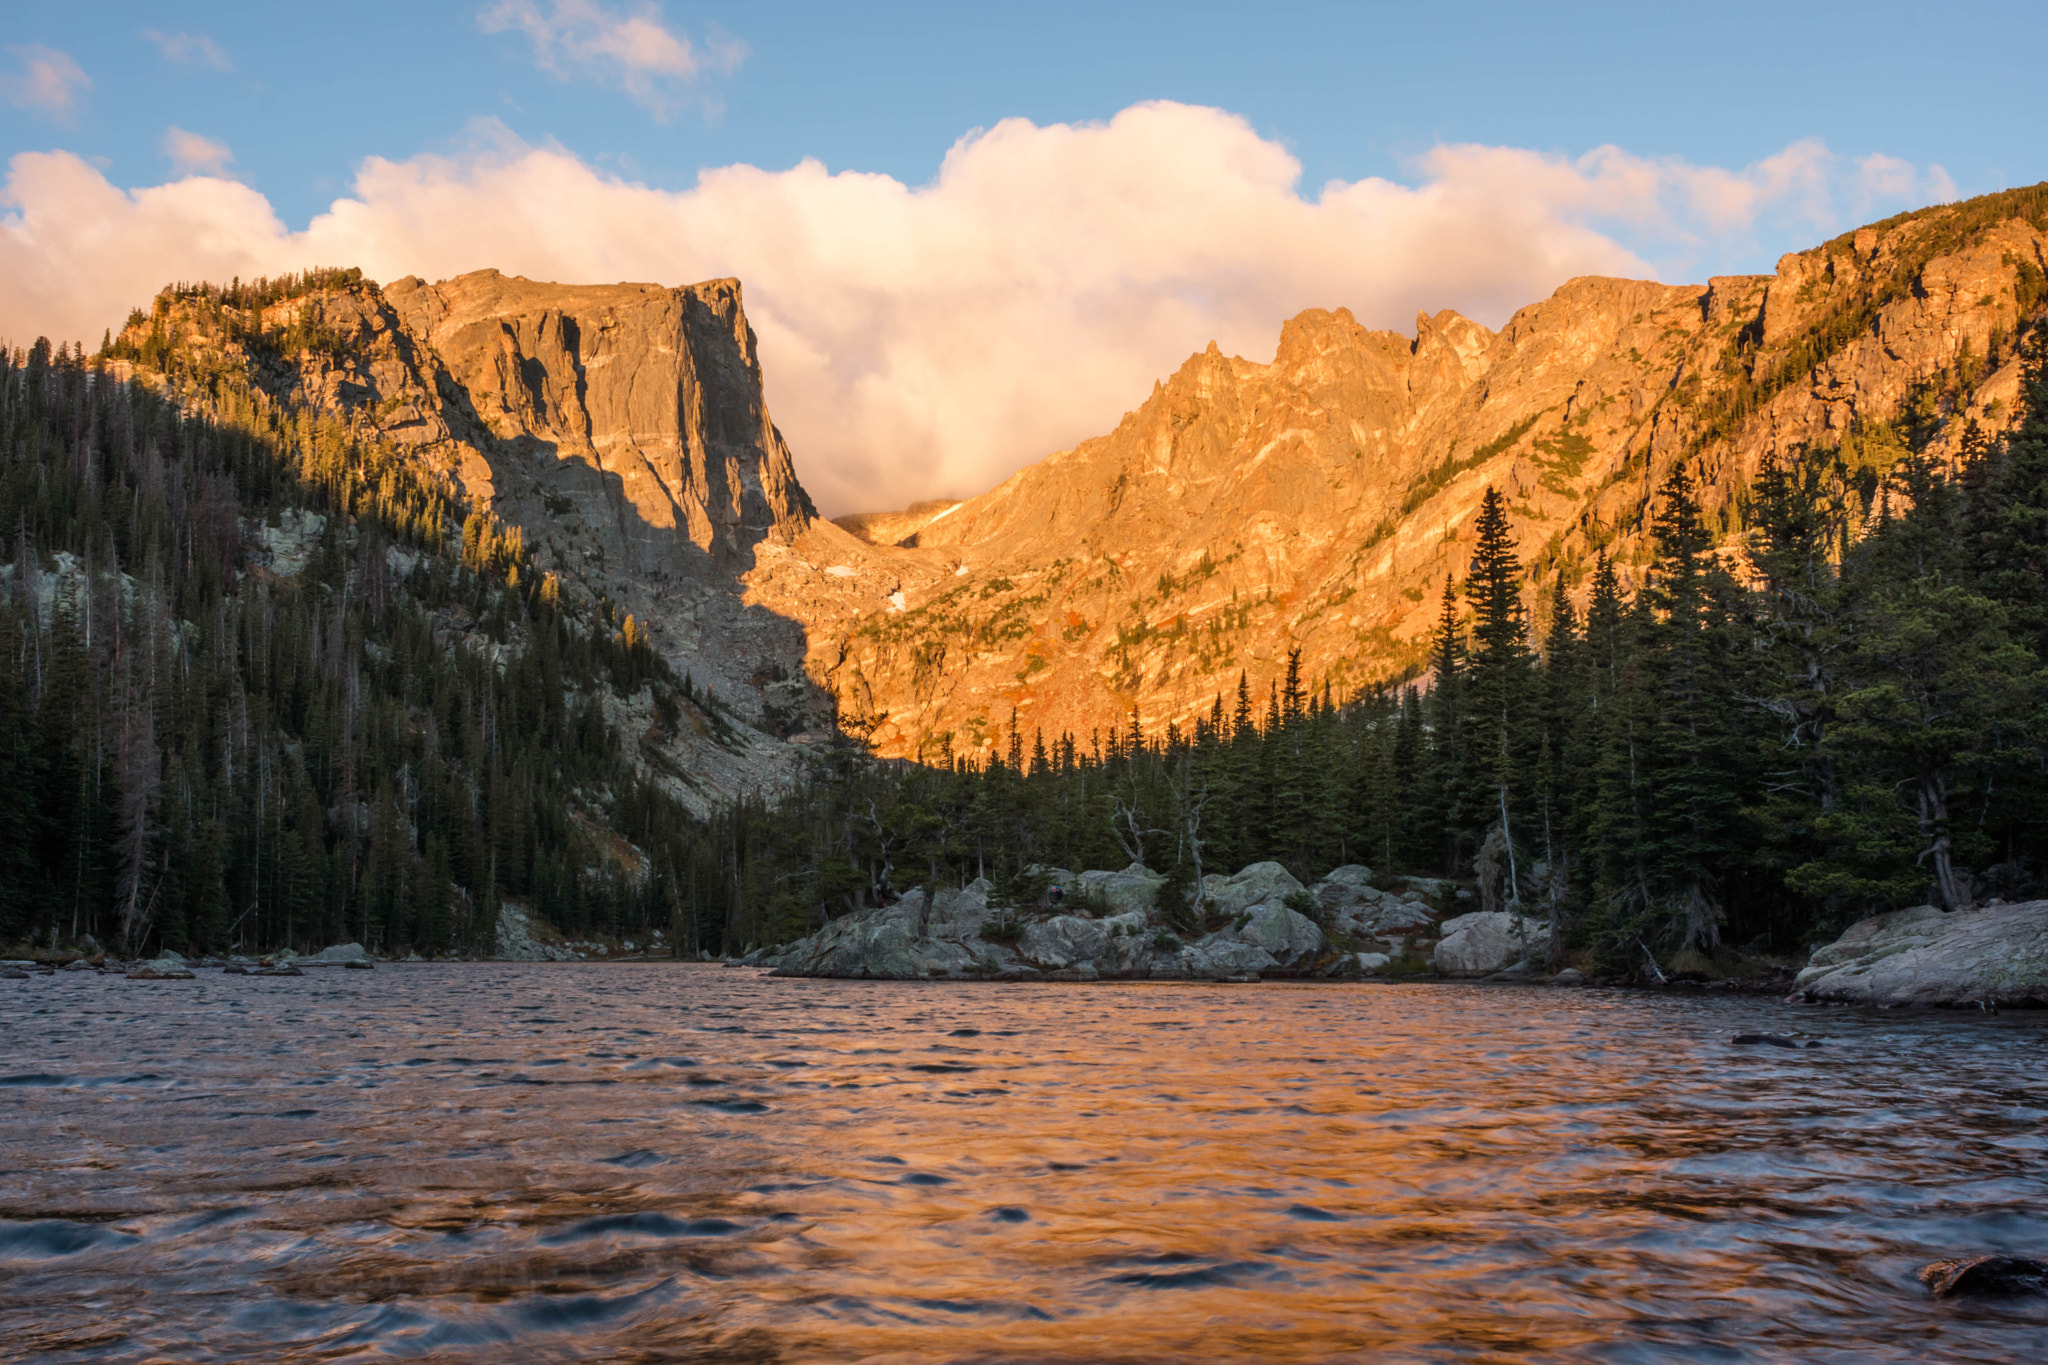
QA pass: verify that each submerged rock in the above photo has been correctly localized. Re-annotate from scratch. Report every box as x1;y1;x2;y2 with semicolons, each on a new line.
310;942;374;965
1792;901;2048;1007
1919;1254;2048;1299
1433;912;1551;978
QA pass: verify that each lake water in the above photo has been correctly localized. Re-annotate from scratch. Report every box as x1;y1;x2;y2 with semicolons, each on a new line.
2;966;2045;1362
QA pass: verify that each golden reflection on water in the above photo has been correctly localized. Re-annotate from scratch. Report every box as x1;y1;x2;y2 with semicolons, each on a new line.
2;967;2046;1362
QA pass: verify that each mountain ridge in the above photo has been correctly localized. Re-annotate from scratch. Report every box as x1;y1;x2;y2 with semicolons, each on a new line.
795;186;2047;759
103;184;2048;770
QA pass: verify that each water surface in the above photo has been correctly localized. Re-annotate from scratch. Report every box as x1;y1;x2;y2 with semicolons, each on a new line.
3;966;2045;1362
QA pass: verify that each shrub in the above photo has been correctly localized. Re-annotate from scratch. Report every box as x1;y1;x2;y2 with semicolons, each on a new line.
1282;888;1323;923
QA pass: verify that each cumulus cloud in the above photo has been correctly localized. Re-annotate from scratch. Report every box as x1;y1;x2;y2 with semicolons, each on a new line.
2;45;89;124
1855;151;1956;215
0;102;1959;514
479;0;743;120
142;30;232;72
161;128;235;178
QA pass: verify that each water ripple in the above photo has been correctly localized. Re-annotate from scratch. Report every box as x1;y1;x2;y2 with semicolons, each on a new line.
2;965;2045;1361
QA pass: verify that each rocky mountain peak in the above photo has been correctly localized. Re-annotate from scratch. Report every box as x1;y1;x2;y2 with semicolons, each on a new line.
783;185;2048;761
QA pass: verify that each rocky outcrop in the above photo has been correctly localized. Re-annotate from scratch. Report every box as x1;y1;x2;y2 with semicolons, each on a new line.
1202;862;1306;918
1237;903;1324;968
496;903;578;962
1791;901;2048;1007
805;189;2048;761
1078;865;1168;915
756;860;1451;981
1433;911;1552;978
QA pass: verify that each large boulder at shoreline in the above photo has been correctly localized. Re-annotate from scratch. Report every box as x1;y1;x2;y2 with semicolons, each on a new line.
1181;934;1279;979
1202;862;1306;918
1019;911;1147;972
769;899;988;978
1078;865;1166;915
1236;903;1324;968
309;942;373;965
1434;911;1551;978
1792;901;2048;1007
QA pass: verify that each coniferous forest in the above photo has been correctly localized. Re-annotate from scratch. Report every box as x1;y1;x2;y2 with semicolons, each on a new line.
4;317;2047;970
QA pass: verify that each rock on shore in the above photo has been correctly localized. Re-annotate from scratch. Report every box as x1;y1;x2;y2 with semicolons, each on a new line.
752;863;1457;982
1792;901;2048;1007
1433;911;1553;978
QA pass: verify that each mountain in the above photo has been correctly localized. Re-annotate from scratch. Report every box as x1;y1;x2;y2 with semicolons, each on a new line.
805;186;2048;759
111;267;848;810
104;186;2048;776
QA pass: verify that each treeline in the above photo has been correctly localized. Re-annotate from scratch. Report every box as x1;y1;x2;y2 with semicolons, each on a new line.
0;337;720;957
717;340;2048;966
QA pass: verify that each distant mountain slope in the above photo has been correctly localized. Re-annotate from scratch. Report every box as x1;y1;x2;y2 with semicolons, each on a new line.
793;186;2048;760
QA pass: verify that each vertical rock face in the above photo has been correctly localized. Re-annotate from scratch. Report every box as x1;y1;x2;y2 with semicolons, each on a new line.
383;270;814;569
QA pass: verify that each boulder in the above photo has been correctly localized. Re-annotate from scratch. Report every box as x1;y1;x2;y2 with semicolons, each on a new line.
927;882;993;941
1791;902;2048;1007
1180;934;1279;980
1077;865;1166;915
309;942;373;965
1202;862;1307;919
767;897;1002;980
1356;952;1391;974
1;968;27;980
1433;911;1551;978
1364;900;1438;935
1018;912;1146;971
1550;968;1586;986
1236;903;1324;968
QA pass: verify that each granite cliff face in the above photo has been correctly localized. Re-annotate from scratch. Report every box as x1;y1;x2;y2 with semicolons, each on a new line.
119;268;843;810
791;188;2048;760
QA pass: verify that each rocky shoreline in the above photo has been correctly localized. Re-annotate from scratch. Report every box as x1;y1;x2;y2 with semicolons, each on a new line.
742;861;1569;985
738;862;2048;1009
10;881;2041;1010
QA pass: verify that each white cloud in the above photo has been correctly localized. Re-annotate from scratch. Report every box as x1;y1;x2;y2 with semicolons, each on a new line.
2;45;89;124
478;0;743;120
142;30;231;72
1855;151;1956;215
161;128;235;178
0;103;1960;514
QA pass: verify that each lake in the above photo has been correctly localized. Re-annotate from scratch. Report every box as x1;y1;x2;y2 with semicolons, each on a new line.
3;966;2045;1362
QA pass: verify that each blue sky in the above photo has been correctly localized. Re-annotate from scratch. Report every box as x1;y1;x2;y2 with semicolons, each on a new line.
3;1;2041;510
7;1;2040;243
